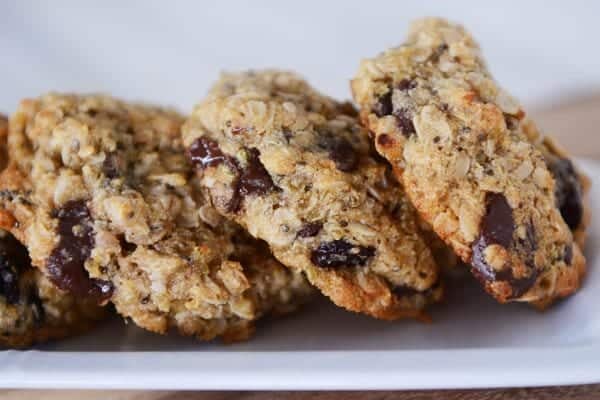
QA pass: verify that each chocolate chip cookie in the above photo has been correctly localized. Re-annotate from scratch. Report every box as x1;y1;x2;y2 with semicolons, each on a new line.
0;94;312;342
351;18;586;306
182;70;442;320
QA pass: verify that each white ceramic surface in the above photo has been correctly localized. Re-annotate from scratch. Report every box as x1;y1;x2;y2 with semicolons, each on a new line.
0;159;597;390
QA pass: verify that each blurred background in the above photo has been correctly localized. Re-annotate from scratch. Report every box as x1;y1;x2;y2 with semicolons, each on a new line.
1;0;599;155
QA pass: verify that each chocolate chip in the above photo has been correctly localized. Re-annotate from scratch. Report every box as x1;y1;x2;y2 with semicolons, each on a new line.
327;137;358;172
188;137;232;170
470;193;538;298
228;148;278;212
373;91;393;117
297;222;323;238
317;133;359;173
118;235;137;256
397;79;417;91
393;108;415;137
563;244;573;265
310;240;375;268
0;233;30;304
546;157;583;230
47;200;113;303
471;192;515;281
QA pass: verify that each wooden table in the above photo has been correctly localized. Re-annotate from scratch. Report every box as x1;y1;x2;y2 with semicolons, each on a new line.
2;95;599;399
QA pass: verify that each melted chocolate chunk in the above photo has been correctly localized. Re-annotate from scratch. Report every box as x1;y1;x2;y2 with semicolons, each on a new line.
547;157;583;230
188;137;233;170
471;193;515;281
495;268;539;299
471;193;537;298
47;200;113;303
188;139;276;213
0;233;31;304
237;148;276;196
228;148;278;212
310;240;375;268
373;91;393;117
393;108;415;137
297;222;323;238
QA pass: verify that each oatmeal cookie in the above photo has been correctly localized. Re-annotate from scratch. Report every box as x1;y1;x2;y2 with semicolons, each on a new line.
0;114;105;347
182;70;442;320
0;94;312;342
351;18;585;306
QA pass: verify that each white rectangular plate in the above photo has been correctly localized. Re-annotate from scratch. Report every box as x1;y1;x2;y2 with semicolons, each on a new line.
0;159;598;390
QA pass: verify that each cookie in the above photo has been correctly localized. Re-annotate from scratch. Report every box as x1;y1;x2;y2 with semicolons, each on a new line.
182;70;442;320
351;18;585;306
0;114;105;347
0;94;312;342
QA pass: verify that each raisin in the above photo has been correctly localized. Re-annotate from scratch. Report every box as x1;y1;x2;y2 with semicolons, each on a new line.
393;108;415;137
310;240;375;268
471;192;515;281
546;156;583;230
297;222;323;238
0;233;30;304
47;200;113;303
373;91;393;117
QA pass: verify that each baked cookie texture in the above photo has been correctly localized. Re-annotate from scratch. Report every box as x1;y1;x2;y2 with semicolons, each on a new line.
0;95;312;342
0;114;105;347
521;119;591;250
182;70;443;320
0;230;105;347
351;18;586;306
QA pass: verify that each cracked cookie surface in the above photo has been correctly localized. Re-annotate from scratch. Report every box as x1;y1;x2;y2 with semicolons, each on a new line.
0;95;312;342
182;70;442;320
352;18;585;306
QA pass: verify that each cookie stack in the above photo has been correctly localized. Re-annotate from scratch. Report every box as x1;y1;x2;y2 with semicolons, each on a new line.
0;18;589;347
